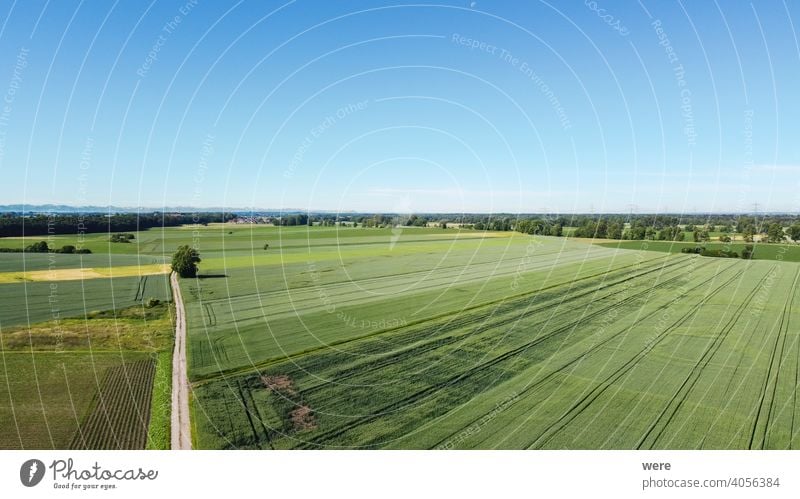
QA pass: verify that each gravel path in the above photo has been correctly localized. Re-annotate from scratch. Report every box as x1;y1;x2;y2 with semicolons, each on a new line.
170;271;192;450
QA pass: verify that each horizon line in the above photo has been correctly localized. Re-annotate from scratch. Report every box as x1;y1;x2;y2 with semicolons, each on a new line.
0;204;795;216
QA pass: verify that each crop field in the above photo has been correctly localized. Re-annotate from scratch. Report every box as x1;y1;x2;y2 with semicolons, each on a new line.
0;302;174;352
0;273;170;327
184;226;800;449
0;223;300;449
70;358;157;449
2;224;798;450
0;352;152;449
596;240;800;262
0;243;173;451
0;263;170;284
182;229;648;379
0;253;157;272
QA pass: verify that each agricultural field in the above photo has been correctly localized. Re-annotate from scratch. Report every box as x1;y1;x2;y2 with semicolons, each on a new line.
70;358;157;450
0;351;152;449
182;228;636;379
0;226;183;449
0;252;153;272
0;274;170;327
3;223;799;450
595;240;800;262
186;225;800;449
0;300;173;449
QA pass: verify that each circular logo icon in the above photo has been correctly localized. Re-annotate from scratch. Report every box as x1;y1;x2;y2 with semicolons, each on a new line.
20;459;45;487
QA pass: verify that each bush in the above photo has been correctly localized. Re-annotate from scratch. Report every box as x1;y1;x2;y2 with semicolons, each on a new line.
700;248;738;258
683;246;738;258
24;241;49;252
145;297;161;308
110;233;135;243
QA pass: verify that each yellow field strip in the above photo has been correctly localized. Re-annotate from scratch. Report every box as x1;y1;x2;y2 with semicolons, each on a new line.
0;263;170;283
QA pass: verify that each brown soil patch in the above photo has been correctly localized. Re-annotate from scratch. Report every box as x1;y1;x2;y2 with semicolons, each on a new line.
261;374;296;395
289;405;317;431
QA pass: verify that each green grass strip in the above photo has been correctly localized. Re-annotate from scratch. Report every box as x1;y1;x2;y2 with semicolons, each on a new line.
145;350;172;450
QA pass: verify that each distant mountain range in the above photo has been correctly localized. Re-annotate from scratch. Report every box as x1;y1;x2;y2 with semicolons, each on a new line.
0;204;314;214
0;204;789;216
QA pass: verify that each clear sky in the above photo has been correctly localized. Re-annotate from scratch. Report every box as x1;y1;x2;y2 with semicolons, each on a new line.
0;0;798;213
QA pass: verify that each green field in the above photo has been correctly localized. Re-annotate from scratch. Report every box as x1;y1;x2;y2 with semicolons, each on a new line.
181;226;800;449
0;253;158;272
0;275;170;328
70;358;156;449
182;229;633;379
0;299;174;449
595;239;800;262
0;351;152;449
2;223;799;449
0;224;177;449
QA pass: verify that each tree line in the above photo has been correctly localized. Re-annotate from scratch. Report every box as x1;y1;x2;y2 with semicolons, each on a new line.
291;212;800;242
446;214;799;243
0;240;92;253
0;212;235;237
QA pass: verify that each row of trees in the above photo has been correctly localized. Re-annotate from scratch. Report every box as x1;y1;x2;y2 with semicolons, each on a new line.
336;213;800;243
474;218;513;232
681;245;754;259
0;212;234;237
0;240;91;253
4;211;799;243
275;214;309;226
513;219;563;236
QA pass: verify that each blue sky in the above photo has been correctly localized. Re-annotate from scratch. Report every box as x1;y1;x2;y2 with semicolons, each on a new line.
0;0;798;213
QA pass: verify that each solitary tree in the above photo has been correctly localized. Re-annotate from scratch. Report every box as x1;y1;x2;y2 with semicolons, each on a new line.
171;245;201;277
